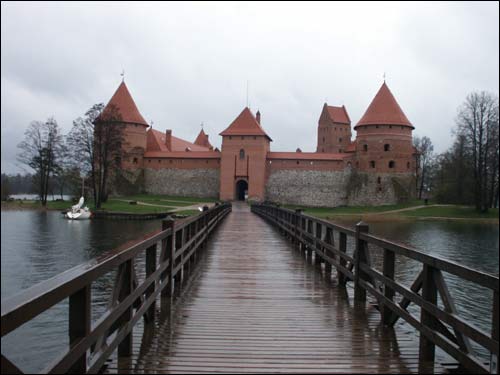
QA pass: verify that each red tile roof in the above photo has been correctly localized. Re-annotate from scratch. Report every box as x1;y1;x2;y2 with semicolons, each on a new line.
147;128;212;152
326;105;351;124
99;81;149;126
144;151;220;159
355;82;413;129
220;107;272;141
194;129;213;149
267;152;345;161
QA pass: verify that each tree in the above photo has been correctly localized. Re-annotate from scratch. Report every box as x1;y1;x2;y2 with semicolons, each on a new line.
455;91;499;212
1;174;11;201
67;104;126;209
17;118;64;206
413;136;434;199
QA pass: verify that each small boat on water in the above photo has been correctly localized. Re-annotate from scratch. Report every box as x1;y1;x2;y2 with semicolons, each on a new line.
66;197;91;220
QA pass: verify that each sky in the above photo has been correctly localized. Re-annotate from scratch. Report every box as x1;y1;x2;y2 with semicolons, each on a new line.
1;1;499;174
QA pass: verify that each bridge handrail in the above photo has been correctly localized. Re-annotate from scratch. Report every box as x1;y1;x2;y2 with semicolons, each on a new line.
1;202;232;374
251;203;499;374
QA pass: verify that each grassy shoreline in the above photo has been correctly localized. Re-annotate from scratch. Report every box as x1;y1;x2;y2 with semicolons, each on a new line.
1;194;218;216
282;201;499;223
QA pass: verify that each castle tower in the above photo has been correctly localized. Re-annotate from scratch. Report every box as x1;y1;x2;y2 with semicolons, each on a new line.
194;128;214;150
354;82;415;173
219;108;272;201
97;81;149;170
316;104;352;153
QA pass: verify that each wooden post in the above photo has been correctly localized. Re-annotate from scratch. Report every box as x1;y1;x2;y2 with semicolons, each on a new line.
69;285;90;373
418;264;438;373
382;248;395;325
338;232;347;286
324;227;333;279
315;223;322;269
118;259;133;357
145;244;157;323
174;229;183;295
161;218;175;300
354;222;369;302
491;290;499;374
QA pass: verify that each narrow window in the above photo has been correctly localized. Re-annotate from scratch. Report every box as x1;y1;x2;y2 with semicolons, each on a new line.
389;125;392;129
239;149;245;160
322;137;325;142
253;136;256;140
241;136;244;140
356;161;359;168
339;138;342;143
384;144;390;151
389;161;395;168
363;144;368;152
229;136;232;140
377;177;381;184
376;125;379;128
133;157;138;164
296;161;300;165
370;161;375;168
407;161;411;169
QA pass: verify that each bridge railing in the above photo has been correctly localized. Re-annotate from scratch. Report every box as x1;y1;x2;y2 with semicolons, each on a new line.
252;203;499;374
1;202;232;374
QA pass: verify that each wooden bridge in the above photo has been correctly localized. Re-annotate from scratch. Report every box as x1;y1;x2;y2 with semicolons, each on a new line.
1;202;498;374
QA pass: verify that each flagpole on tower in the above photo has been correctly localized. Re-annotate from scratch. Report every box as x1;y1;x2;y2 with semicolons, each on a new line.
121;69;125;82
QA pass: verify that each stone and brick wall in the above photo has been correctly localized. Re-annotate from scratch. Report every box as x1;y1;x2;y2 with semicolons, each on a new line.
144;168;220;198
265;169;350;207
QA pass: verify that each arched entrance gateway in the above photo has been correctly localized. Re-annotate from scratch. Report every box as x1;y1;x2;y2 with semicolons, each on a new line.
235;179;248;201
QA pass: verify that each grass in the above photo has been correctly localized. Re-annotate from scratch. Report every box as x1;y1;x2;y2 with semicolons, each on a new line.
401;206;499;219
283;200;424;218
281;200;498;221
2;193;217;216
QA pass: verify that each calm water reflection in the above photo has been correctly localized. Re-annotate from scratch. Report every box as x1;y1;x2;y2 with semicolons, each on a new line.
1;211;498;372
1;210;160;373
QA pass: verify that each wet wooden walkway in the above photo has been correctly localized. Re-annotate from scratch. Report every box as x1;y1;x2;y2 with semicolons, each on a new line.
105;203;445;374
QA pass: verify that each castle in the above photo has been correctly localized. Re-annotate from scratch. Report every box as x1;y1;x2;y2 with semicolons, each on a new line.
102;80;416;207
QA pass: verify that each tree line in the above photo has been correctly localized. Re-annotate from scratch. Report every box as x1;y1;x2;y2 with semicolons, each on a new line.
12;103;126;209
414;91;499;212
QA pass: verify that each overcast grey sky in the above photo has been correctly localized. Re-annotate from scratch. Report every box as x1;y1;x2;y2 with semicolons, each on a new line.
1;1;498;174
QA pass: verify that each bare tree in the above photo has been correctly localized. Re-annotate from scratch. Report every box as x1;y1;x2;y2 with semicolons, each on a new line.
413;135;434;200
17;118;64;206
67;104;125;209
456;91;499;212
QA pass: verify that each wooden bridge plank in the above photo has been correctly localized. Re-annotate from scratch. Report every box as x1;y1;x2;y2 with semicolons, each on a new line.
105;203;447;374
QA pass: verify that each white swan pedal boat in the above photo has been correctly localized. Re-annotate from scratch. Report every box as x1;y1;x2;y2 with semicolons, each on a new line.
66;197;91;220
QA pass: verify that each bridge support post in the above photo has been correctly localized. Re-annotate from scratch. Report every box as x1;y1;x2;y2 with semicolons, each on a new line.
418;264;438;373
118;259;133;357
338;232;347;286
354;222;369;303
161;218;175;303
382;248;395;325
68;285;90;373
324;227;333;280
146;244;157;323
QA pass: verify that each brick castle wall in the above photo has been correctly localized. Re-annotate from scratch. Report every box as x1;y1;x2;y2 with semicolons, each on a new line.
144;168;220;198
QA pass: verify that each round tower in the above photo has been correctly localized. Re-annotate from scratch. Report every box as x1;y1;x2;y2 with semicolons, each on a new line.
354;82;415;173
99;81;149;170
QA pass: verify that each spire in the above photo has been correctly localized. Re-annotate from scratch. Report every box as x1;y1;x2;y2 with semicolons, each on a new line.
99;81;148;126
355;82;413;129
194;128;213;149
219;107;272;141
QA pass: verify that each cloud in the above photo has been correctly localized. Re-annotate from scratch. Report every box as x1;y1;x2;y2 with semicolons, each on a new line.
1;2;498;174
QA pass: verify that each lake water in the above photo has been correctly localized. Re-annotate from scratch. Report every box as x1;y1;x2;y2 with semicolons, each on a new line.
1;210;498;372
